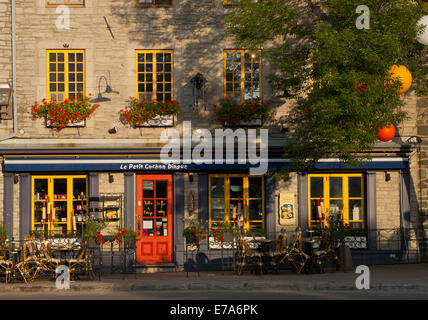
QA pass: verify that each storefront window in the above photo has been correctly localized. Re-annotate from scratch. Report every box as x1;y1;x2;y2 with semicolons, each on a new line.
308;174;364;229
32;175;88;235
209;175;264;234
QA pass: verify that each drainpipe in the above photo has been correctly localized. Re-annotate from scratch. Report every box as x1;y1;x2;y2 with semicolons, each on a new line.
0;0;17;142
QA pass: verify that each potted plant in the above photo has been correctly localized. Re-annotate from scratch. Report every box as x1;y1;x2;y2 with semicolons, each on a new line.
119;98;181;127
213;98;271;127
182;220;206;248
212;221;236;243
31;93;100;132
114;227;139;249
82;221;106;249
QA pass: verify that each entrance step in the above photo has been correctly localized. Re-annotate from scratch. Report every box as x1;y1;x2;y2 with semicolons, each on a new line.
136;263;177;273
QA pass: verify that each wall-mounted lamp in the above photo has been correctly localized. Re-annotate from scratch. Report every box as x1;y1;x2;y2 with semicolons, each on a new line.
385;171;391;182
13;175;19;184
91;75;119;103
108;127;117;134
189;174;194;183
108;174;114;184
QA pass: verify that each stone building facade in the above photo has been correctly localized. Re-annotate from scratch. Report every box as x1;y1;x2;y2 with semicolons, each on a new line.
0;0;426;271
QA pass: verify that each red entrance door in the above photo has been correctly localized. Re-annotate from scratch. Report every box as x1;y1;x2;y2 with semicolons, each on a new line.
136;175;173;263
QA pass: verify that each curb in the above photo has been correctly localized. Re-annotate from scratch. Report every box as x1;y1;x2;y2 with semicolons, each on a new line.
1;280;428;293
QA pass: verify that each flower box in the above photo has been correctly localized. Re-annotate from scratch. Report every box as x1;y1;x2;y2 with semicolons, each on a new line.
344;236;367;249
213;98;271;127
120;99;181;128
46;118;86;128
137;114;175;127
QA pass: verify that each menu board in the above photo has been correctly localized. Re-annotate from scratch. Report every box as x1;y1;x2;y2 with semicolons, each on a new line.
156;199;167;217
143;200;154;217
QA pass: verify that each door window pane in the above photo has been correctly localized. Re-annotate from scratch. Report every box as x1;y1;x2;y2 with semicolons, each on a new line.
143;180;154;198
249;177;262;198
229;177;243;198
310;177;323;198
349;177;362;197
210;178;224;198
329;177;342;198
156;180;167;198
211;200;225;221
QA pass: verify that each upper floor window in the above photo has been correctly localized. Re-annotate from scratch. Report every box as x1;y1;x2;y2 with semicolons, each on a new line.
136;50;173;102
46;0;85;7
135;0;173;7
224;50;262;104
47;50;85;101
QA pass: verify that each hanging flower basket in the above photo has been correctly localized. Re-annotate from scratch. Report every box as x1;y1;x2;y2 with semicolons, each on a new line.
31;94;100;132
120;98;181;127
213;98;271;127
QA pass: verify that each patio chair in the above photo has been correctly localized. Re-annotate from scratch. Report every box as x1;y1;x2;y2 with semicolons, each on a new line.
67;247;96;280
235;236;264;275
266;229;288;273
312;233;340;273
286;227;310;274
15;236;43;283
0;239;13;283
39;241;61;278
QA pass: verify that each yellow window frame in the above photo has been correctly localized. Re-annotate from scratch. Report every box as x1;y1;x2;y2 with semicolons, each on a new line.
308;173;365;229
46;49;86;101
224;49;262;104
46;0;85;7
135;50;174;102
209;174;265;233
31;175;88;235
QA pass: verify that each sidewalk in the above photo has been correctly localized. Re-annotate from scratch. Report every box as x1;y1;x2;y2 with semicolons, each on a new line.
1;263;428;293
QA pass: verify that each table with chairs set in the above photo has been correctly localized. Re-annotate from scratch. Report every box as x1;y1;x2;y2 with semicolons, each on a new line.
234;227;341;275
0;235;95;283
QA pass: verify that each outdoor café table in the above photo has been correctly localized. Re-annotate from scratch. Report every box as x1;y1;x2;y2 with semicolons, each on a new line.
50;244;81;264
250;239;276;274
302;236;322;274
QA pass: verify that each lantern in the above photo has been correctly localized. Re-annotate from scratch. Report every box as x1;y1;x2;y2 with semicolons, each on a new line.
387;65;412;94
377;124;396;142
416;15;428;45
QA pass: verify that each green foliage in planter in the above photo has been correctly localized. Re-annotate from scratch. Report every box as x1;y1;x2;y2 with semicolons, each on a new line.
213;98;271;126
183;220;206;248
31;94;100;132
120;98;181;127
114;227;140;245
225;0;428;172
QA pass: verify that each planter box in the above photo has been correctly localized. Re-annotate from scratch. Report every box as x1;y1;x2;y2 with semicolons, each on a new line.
46;118;86;128
138;115;175;127
344;236;367;249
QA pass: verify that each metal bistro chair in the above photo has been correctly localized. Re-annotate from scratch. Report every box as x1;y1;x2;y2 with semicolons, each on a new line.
16;236;43;283
0;239;13;283
39;241;62;279
67;246;96;280
312;232;340;273
235;236;264;275
266;229;288;273
286;227;310;274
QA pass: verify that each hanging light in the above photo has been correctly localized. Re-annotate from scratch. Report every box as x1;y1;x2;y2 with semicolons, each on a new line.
377;124;396;142
387;65;412;94
416;15;428;45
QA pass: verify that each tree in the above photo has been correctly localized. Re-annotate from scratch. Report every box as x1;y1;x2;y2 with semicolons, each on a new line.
225;0;428;172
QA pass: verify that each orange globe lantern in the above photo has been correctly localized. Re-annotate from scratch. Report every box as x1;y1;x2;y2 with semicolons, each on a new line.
377;124;396;142
387;65;412;94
